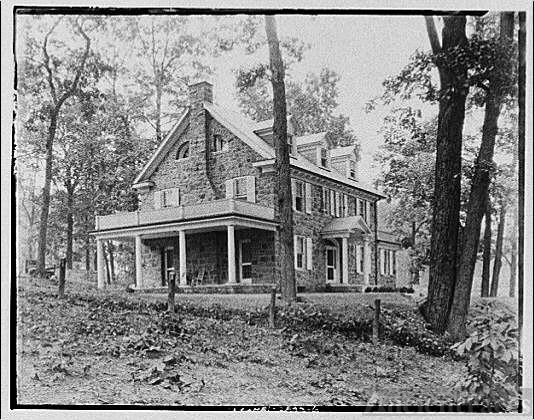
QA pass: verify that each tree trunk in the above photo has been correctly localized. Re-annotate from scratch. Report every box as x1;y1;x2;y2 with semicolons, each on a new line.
490;203;507;297
265;15;296;303
65;184;74;269
37;110;59;275
448;12;514;340
481;201;492;297
108;241;116;284
155;80;162;143
424;16;468;334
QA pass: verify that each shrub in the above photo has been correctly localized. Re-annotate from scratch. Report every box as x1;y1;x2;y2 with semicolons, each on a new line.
451;300;519;411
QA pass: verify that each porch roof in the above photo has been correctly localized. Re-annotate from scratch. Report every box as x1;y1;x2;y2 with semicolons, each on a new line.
321;215;372;237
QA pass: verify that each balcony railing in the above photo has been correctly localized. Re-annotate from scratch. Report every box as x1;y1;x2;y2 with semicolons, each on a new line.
95;199;275;231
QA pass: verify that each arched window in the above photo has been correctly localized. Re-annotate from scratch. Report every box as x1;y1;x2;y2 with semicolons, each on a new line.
176;142;189;160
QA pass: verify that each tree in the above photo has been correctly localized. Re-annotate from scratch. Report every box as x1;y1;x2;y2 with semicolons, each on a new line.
448;13;515;339
237;68;359;150
18;16;97;275
265;15;296;302
480;200;492;297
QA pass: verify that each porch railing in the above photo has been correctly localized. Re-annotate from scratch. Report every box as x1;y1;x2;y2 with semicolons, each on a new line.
95;199;275;231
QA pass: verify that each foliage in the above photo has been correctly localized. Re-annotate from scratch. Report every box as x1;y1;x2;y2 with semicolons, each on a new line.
451;300;519;411
236;58;359;150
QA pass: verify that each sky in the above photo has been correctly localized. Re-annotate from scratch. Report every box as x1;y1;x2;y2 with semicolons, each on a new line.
210;14;436;183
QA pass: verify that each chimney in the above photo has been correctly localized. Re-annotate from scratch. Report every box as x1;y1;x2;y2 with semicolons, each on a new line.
188;81;213;108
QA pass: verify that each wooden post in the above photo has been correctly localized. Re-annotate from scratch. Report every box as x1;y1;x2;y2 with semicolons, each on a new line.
167;272;176;313
269;287;276;328
58;258;66;298
373;298;381;344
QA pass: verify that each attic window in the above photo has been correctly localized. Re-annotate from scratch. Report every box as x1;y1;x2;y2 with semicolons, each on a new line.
212;134;228;152
176;142;189;160
349;160;356;179
320;148;328;167
287;135;294;154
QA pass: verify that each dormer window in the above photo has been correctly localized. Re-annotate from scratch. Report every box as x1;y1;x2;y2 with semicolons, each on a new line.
320;148;328;167
212;134;228;152
349;160;357;179
176;142;189;160
287;135;294;154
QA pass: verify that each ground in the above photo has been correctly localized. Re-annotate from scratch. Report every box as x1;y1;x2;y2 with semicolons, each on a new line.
16;276;465;406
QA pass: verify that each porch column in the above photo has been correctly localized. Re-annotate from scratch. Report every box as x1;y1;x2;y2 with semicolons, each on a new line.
342;237;349;284
96;238;105;289
364;237;371;284
179;230;187;286
227;224;236;283
135;235;143;288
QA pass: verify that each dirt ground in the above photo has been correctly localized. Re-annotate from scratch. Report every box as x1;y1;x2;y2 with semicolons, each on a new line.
16;277;464;406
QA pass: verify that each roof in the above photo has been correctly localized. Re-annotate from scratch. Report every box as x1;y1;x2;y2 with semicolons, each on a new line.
295;132;327;146
251;116;293;133
133;101;384;198
133;109;190;186
377;230;400;244
322;216;372;235
330;145;357;158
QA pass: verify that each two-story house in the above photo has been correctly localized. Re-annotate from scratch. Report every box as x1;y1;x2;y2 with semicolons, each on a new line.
92;81;399;292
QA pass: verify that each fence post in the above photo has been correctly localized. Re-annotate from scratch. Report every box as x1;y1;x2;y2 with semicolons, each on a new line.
373;298;381;344
58;258;67;298
269;287;276;328
168;272;176;313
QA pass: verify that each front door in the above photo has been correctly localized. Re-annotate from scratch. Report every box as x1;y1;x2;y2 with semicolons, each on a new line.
325;245;338;283
163;246;174;286
239;239;252;284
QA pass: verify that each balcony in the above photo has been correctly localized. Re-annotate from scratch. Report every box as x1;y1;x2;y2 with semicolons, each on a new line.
95;199;275;231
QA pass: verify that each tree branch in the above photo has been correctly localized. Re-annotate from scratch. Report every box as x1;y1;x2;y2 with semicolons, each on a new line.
42;17;63;105
424;16;441;55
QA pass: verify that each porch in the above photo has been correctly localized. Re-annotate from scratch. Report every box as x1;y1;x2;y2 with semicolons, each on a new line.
92;199;277;290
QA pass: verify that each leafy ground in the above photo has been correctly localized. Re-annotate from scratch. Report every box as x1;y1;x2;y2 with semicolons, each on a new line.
16;276;465;406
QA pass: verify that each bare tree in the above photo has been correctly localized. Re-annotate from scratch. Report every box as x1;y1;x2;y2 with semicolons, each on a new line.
265;15;296;302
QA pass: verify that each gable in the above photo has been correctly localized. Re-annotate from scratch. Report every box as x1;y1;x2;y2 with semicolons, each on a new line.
133;109;190;186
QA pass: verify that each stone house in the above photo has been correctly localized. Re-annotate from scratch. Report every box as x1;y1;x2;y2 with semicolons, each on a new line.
92;81;400;292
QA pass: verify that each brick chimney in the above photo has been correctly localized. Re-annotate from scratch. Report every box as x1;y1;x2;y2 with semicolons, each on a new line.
187;81;215;201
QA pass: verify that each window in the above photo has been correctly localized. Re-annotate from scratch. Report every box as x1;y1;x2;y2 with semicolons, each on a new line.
212;134;228;152
322;187;329;214
287;135;294;153
356;245;365;274
295;236;305;269
234;177;248;200
337;192;343;217
329;190;336;216
320;148;328;167
380;248;395;276
392;250;396;276
176;142;189;160
358;199;368;222
155;188;180;209
294;180;304;212
349;160;357;179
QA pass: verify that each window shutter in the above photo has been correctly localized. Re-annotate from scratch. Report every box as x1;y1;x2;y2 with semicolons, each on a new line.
154;191;161;209
246;175;256;203
293;235;298;269
305;183;312;214
343;194;349;217
379;249;384;275
356;245;361;273
306;237;313;270
389;250;394;275
291;179;297;210
335;192;340;217
225;179;234;198
366;201;371;223
330;190;335;215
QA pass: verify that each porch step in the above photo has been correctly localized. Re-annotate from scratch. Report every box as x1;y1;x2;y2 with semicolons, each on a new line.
136;283;278;294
